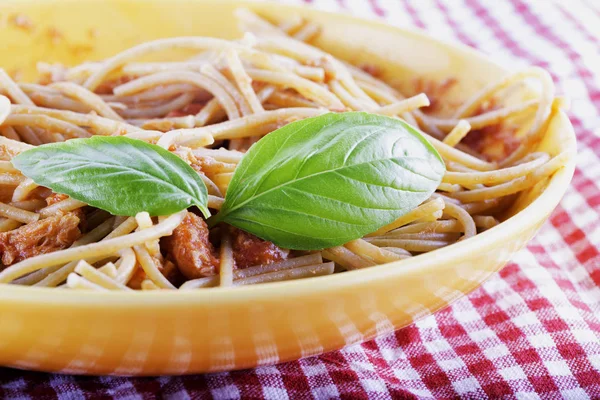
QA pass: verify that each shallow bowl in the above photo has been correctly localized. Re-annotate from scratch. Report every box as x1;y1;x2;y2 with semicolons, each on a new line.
0;0;576;375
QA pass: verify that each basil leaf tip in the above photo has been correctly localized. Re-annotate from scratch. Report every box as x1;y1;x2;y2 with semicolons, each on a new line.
12;136;210;218
213;111;445;250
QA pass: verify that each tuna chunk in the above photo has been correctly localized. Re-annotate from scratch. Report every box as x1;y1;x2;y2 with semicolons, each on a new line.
0;212;82;266
231;228;289;269
162;212;218;279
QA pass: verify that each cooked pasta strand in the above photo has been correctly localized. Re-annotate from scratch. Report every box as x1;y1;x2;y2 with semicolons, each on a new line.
114;70;241;121
3;114;90;139
376;94;430;116
226;49;264;114
442;120;471;147
133;245;175;289
179;253;323;289
39;198;87;218
10;199;45;211
0;218;21;233
119;93;196;119
148;107;324;147
246;68;344;109
364;238;451;252
443;152;550;186
442;201;477;239
0;95;10;125
368;198;445;237
66;273;109;291
74;260;133;291
345;239;410;263
141;279;161;290
116;248;138;285
450;152;569;203
219;230;234;287
322;246;375;270
10;104;145;136
0;126;20;141
0;69;34;105
234;262;334;285
98;262;118;279
0;201;39;223
50;82;124;121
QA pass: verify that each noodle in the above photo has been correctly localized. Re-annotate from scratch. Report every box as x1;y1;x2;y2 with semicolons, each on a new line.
426;100;538;131
39;198;87;218
225;49;264;114
322;246;375;270
267;90;318;108
442;120;471;147
442;152;550;186
141;279;160;290
293;22;321;42
234;262;334;285
0;218;21;233
149;107;324;148
201;64;251;116
98;262;118;279
246;68;344;109
363;238;451;252
368;198;445;237
0;201;39;223
330;80;371;111
3;114;91;139
113;70;241;120
49;82;124;121
344;239;409;263
0;95;10;125
219;230;234;287
0;126;20;141
180;257;331;289
0;69;33;105
10;199;45;211
450;152;569;203
376;94;430;116
66;273;109;291
82;37;250;91
135;212;161;256
208;195;224;211
236;253;322;279
10;104;145;136
74;260;132;291
133;245;175;289
120;93;196;119
442;201;477;239
116;248;137;285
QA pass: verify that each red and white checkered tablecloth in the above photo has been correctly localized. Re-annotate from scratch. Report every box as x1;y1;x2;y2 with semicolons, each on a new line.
1;0;600;398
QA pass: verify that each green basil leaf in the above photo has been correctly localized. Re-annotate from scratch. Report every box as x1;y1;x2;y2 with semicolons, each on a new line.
212;112;445;250
12;136;209;217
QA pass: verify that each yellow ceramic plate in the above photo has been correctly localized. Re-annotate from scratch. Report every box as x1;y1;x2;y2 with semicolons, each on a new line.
0;0;575;376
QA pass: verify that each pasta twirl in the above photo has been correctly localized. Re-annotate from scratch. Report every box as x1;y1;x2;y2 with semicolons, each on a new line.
0;9;566;291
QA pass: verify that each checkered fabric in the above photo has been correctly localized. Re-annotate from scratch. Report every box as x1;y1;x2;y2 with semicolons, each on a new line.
1;0;599;398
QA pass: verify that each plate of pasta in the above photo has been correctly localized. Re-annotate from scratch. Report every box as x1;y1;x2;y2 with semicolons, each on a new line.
0;0;575;375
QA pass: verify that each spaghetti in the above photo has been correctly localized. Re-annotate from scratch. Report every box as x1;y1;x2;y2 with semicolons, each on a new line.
0;9;568;291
